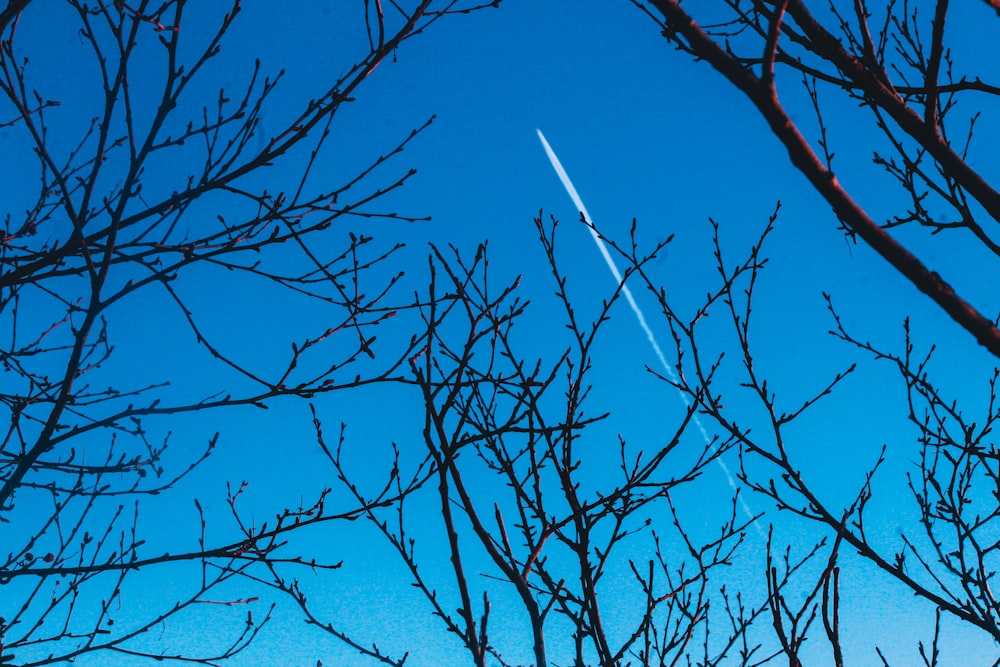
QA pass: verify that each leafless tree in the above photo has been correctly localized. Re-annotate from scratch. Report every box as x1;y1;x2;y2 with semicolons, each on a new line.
8;0;1000;665
298;218;770;666
0;1;498;664
609;1;1000;664
293;1;1000;663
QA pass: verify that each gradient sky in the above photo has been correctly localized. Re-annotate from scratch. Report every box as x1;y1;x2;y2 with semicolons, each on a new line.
5;1;1000;665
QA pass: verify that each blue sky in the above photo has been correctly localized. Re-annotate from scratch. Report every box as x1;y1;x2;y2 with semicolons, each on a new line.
5;1;1000;665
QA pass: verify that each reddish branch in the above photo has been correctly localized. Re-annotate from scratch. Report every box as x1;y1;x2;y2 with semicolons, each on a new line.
0;0;28;33
648;0;1000;358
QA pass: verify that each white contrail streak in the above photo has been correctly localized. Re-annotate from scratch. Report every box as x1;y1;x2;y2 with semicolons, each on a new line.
536;129;759;532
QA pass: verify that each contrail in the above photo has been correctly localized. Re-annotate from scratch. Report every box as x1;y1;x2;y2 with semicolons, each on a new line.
536;129;759;533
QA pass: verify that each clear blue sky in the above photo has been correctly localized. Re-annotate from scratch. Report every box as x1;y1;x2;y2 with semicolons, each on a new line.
5;1;1000;665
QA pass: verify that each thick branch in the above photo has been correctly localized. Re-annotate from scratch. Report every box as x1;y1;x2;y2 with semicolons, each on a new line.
650;0;1000;358
0;0;28;33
